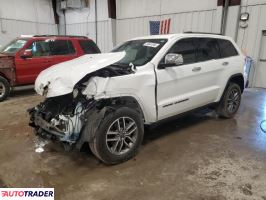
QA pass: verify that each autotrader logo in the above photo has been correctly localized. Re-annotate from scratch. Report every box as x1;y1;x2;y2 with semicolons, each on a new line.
0;188;54;200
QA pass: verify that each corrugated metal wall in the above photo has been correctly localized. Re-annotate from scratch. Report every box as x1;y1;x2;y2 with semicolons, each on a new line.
115;0;222;45
236;0;266;87
0;19;57;46
65;0;114;52
116;9;219;45
66;19;113;52
0;0;57;47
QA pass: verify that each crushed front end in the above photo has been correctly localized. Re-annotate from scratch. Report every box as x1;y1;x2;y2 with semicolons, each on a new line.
28;52;136;150
28;63;134;149
28;93;96;145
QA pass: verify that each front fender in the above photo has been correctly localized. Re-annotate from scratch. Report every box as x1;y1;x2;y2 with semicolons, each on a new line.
82;66;157;124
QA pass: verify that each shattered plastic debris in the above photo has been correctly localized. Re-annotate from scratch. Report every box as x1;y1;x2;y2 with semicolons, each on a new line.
34;139;49;153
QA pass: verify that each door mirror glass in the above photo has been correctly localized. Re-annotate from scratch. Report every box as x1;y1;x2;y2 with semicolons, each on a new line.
21;49;32;59
165;53;183;66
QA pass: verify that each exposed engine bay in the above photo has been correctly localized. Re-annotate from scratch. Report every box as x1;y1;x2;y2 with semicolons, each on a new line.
28;64;134;145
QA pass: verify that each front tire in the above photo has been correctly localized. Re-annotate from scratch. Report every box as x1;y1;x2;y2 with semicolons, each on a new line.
0;77;10;102
216;83;242;118
89;107;144;165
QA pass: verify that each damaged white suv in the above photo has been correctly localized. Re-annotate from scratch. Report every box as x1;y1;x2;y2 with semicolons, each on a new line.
29;33;245;164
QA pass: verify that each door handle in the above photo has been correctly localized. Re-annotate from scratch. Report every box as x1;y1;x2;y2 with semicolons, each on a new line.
192;67;201;72
222;61;229;66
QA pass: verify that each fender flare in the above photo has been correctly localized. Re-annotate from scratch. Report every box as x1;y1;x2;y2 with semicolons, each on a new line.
225;73;245;92
218;73;244;102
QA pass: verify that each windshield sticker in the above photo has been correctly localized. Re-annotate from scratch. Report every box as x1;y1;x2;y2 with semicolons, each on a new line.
143;42;160;48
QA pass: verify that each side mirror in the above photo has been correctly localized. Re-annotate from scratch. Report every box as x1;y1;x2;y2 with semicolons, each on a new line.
21;50;32;59
158;53;183;69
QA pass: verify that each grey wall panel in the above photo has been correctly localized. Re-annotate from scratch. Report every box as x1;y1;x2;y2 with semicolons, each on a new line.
242;0;266;6
66;22;95;38
116;0;217;19
236;3;266;87
0;19;57;47
116;9;218;44
225;6;240;40
0;0;56;47
96;20;114;52
66;20;114;52
237;5;264;58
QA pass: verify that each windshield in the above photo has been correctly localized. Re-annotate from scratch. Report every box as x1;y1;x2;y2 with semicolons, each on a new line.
111;39;167;66
0;39;28;54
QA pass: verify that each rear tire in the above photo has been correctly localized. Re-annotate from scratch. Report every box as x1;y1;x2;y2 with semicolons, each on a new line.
216;83;241;118
89;107;144;165
0;77;10;102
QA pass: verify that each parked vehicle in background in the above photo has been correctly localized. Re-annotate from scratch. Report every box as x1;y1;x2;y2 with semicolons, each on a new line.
0;35;100;101
29;33;245;164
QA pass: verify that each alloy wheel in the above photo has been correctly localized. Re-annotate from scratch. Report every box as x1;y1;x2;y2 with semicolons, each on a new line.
227;88;240;113
106;117;138;155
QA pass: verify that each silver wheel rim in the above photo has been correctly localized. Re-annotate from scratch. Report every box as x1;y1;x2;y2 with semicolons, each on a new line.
106;117;138;155
227;88;240;113
0;82;5;98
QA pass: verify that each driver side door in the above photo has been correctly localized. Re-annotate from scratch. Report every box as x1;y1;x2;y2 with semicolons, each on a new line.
15;39;53;84
156;38;219;120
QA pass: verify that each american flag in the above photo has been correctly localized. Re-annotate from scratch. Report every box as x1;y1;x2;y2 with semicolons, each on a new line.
149;19;171;35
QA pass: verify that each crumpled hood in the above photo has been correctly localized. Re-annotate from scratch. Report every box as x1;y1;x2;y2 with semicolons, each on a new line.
35;52;125;97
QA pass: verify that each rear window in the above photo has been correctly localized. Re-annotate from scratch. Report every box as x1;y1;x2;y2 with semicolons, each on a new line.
50;40;75;55
218;39;238;58
79;40;100;54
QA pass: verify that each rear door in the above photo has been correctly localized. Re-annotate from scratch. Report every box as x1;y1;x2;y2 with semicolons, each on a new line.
15;39;53;84
194;38;226;99
156;37;223;120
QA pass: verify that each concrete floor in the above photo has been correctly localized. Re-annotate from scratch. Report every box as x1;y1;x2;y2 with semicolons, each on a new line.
0;88;266;200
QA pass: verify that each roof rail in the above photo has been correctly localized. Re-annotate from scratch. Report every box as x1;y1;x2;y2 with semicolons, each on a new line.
183;31;222;35
33;35;88;38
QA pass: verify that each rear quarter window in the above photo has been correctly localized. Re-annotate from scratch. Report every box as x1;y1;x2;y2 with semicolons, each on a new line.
50;40;75;56
79;40;101;54
218;39;238;58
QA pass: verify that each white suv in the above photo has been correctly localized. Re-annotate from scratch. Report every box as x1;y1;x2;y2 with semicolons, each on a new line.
29;33;245;164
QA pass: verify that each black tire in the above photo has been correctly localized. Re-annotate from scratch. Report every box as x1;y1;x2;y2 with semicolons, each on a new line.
0;76;10;102
216;83;241;118
89;107;144;165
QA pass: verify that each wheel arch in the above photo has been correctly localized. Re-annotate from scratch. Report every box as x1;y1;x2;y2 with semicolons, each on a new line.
0;73;10;83
217;73;244;103
227;73;245;93
97;96;145;120
76;96;146;150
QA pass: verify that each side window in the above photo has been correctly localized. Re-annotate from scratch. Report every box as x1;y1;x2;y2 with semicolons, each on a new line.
50;40;75;56
196;38;220;62
78;40;101;54
27;40;50;57
167;38;196;65
218;39;238;58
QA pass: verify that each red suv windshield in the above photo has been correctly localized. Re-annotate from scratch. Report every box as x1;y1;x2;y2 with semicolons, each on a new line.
1;39;28;54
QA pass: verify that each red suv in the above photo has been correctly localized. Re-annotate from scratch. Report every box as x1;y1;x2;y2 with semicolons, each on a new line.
0;35;100;101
